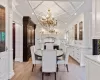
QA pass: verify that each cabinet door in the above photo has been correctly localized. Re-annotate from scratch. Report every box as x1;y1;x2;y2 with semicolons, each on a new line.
88;60;100;80
92;0;100;38
0;55;8;79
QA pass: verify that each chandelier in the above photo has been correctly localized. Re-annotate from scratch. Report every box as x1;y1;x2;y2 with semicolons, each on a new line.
40;9;57;30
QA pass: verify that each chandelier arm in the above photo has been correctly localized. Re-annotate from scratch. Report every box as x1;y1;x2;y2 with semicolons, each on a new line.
27;0;44;28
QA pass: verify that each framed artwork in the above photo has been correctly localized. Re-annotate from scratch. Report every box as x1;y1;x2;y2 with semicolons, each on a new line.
79;21;83;40
74;24;77;40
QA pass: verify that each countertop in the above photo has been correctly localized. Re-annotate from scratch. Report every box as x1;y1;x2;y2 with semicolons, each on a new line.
85;55;100;64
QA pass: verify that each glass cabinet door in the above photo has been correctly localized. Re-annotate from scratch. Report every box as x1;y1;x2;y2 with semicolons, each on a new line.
74;24;77;40
0;5;5;52
79;21;83;40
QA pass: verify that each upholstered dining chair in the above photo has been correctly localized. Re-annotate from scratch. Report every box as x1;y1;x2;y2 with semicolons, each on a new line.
30;46;42;72
57;47;70;72
42;50;57;80
45;43;54;50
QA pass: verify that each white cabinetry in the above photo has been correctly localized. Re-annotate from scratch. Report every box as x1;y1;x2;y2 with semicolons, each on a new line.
69;45;92;66
0;52;8;80
92;0;100;39
85;55;100;80
67;13;92;66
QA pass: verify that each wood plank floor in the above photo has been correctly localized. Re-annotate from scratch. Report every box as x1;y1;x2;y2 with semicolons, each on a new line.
11;57;86;80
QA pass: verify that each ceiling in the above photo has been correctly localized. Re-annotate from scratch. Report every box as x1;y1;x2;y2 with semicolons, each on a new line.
13;0;90;29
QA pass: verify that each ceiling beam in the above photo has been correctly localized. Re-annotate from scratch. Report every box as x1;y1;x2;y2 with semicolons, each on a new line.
69;1;76;12
32;1;43;10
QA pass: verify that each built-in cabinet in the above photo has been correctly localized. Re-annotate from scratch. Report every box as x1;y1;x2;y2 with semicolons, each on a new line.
92;0;100;39
69;45;92;66
67;14;92;66
0;52;8;80
0;5;5;52
23;16;36;62
0;4;9;80
85;55;100;80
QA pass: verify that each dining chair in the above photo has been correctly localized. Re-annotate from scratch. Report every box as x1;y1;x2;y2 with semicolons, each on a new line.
45;43;54;50
57;47;70;72
42;50;57;80
30;46;42;72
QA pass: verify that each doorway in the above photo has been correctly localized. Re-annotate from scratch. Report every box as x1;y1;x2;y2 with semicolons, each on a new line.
13;23;15;60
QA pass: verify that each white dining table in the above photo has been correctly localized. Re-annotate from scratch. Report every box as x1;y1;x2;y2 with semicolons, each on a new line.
35;50;64;57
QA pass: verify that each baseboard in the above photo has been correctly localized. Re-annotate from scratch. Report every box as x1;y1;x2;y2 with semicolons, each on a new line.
8;70;15;79
15;58;23;62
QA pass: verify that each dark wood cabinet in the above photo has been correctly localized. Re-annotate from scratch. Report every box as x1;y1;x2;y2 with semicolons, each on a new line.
23;16;36;62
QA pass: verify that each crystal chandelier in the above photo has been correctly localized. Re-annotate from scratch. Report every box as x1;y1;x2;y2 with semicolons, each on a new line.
40;9;57;31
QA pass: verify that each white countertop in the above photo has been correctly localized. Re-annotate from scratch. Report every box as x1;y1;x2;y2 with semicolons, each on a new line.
66;44;92;49
85;55;100;64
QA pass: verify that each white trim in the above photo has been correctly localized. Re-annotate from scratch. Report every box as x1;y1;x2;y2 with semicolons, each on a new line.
8;70;15;79
15;58;23;62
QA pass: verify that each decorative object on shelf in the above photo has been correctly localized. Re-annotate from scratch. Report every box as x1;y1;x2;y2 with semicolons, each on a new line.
74;24;77;40
40;9;57;31
79;21;83;40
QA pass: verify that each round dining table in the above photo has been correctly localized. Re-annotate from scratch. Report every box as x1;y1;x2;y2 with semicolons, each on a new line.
35;49;64;57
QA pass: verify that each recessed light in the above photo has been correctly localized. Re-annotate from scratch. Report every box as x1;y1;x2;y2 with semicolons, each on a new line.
32;13;34;15
74;13;77;15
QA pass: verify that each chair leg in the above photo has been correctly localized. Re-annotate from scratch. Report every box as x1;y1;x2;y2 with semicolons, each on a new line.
32;64;34;72
66;64;69;72
55;72;56;80
42;73;44;80
57;64;59;72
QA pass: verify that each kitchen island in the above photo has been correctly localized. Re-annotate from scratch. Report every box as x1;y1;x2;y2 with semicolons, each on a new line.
85;55;100;80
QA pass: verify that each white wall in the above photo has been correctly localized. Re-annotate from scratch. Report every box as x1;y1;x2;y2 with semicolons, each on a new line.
15;23;23;62
12;4;23;62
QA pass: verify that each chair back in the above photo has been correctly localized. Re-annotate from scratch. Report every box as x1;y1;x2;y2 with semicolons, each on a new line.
45;43;54;50
65;47;70;64
42;50;56;72
30;46;36;64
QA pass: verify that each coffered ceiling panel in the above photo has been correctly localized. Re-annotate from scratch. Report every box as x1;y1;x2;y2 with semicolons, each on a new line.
29;1;42;9
72;2;84;10
42;1;55;8
14;0;85;29
55;1;75;15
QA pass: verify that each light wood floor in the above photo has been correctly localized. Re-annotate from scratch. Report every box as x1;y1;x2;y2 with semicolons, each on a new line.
11;57;86;80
